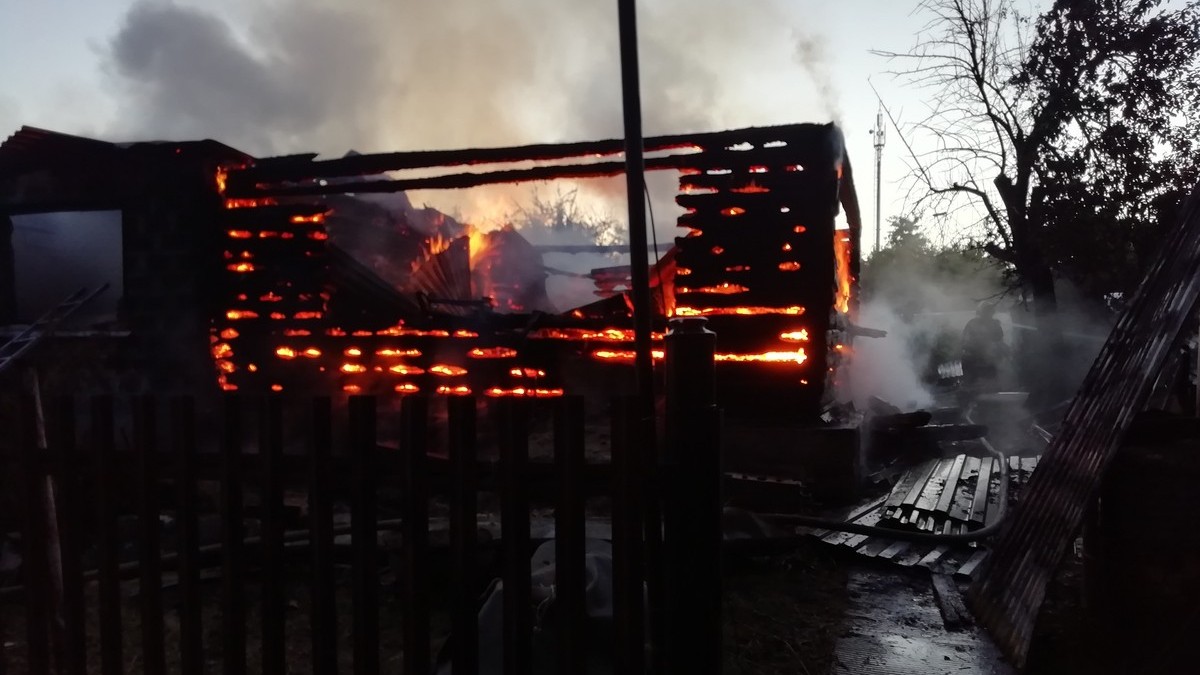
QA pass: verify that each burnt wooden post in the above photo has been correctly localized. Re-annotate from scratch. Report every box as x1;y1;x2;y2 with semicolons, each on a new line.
612;396;646;675
448;396;479;675
498;398;533;675
221;396;246;675
136;397;166;675
259;396;286;675
350;395;380;675
91;396;122;675
19;395;50;675
555;396;587;675
664;317;722;675
400;396;431;675
0;215;15;323
309;397;338;675
52;398;86;675
172;397;203;675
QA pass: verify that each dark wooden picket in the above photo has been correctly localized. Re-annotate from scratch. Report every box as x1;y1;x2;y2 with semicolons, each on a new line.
1;384;718;675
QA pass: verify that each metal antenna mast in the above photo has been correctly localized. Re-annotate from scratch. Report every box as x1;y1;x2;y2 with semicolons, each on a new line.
872;103;886;254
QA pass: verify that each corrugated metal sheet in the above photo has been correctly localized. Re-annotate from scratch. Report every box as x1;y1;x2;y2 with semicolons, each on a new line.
968;181;1200;667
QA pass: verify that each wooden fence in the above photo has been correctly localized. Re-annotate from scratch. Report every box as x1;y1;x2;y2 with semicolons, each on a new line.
0;390;722;675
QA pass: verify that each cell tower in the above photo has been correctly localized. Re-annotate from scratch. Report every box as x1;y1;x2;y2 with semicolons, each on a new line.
872;104;886;254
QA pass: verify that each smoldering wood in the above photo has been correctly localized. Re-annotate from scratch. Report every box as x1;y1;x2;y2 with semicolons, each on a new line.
230;123;845;188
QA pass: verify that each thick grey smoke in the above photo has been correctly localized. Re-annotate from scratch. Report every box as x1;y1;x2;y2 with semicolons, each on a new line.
101;0;835;153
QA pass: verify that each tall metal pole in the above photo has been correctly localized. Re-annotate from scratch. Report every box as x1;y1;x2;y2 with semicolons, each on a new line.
873;104;886;254
617;0;656;408
617;4;664;671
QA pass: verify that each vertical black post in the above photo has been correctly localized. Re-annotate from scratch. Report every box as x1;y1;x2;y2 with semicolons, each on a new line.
664;317;722;675
260;396;286;675
555;396;587;675
221;396;246;675
448;396;479;675
136;397;166;675
54;398;86;675
309;397;338;675
173;396;203;675
616;0;655;406
0;215;16;323
499;398;533;675
92;396;122;675
350;396;380;675
611;396;645;675
400;397;431;675
19;396;50;675
617;6;665;666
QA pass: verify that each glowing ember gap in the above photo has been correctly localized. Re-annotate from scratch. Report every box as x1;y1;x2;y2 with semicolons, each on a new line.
377;348;422;357
593;349;666;362
675;306;805;317
468;347;518;359
485;387;564;398
677;283;750;295
713;350;808;364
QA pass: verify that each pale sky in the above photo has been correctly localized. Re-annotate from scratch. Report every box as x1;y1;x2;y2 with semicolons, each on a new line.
0;0;944;253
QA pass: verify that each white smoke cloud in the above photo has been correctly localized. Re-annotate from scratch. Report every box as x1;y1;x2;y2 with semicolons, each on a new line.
848;299;936;411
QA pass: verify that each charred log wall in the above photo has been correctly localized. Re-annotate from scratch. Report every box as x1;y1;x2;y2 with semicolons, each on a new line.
673;126;845;417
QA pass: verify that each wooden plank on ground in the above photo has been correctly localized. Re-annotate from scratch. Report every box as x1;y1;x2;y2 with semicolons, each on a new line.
931;574;972;631
913;459;956;513
933;455;968;515
947;456;981;523
968;458;994;525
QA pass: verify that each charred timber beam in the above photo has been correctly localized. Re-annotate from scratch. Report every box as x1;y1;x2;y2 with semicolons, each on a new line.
229;156;687;199
231;123;842;187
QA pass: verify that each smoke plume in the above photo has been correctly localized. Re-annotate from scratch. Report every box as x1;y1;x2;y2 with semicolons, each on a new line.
100;0;841;222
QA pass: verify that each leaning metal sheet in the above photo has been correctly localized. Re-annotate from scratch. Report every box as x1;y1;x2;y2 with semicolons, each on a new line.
968;182;1200;667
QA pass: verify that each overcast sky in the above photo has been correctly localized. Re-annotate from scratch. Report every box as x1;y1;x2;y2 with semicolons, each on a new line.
1;0;952;252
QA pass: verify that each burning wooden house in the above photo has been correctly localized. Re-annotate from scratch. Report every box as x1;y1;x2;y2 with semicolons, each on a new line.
0;123;861;419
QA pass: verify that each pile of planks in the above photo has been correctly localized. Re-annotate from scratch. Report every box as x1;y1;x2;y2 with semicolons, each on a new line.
879;454;1040;535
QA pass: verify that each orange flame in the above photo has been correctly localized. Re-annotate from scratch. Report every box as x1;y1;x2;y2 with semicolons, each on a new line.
468;347;517;359
436;385;472;396
675;306;805;317
778;262;801;272
485;387;564;398
395;384;420;394
377;348;422;357
714;350;807;365
226;309;259;320
835;233;853;314
341;363;367;374
389;365;426;376
677;283;749;295
780;329;810;342
430;364;468;376
592;349;666;362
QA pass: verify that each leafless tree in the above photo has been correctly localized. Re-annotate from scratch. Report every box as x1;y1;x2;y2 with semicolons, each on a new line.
875;0;1061;322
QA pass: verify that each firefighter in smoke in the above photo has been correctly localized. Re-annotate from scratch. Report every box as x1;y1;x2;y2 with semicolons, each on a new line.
961;301;1006;393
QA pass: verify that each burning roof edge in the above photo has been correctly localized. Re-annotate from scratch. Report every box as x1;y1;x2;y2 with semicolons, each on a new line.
0;126;254;213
